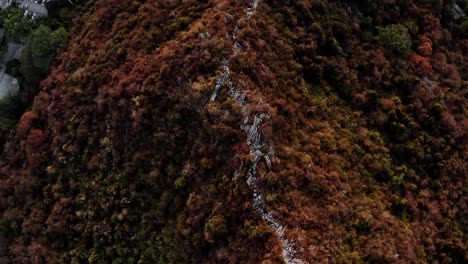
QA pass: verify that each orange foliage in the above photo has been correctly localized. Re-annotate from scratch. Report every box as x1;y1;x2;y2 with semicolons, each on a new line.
26;129;47;169
17;111;38;136
26;129;46;149
0;1;465;263
417;35;433;57
409;53;432;75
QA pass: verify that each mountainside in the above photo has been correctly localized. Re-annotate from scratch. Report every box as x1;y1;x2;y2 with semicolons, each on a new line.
0;0;466;263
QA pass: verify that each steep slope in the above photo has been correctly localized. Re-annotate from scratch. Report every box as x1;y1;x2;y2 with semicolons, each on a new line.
0;0;466;263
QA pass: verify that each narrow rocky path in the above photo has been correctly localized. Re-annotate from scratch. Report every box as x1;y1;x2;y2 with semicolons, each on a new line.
453;3;466;17
209;1;304;263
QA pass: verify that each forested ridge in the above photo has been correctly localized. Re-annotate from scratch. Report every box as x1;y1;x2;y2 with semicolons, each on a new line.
0;0;466;263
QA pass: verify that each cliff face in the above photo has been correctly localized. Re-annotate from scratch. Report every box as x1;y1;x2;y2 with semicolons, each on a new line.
0;0;466;263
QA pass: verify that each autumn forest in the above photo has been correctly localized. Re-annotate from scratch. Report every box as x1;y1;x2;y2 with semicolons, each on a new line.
0;0;466;263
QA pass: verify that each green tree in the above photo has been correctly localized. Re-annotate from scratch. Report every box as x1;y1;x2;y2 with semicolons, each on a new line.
51;27;68;46
22;25;68;72
0;89;21;152
1;7;34;41
24;25;68;72
459;17;468;38
20;25;68;103
378;24;412;56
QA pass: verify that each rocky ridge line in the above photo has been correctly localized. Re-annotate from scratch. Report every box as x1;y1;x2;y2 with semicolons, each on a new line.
210;1;304;263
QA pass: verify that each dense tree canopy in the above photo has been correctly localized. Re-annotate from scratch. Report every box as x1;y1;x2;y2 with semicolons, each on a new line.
23;25;68;72
0;7;34;41
0;0;466;263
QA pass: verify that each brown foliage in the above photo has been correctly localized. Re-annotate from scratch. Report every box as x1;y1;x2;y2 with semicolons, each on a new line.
417;35;433;57
25;129;47;169
0;0;465;263
409;53;432;75
17;111;38;136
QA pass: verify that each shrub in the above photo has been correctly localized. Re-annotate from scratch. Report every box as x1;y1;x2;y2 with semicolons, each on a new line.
378;24;412;56
204;215;228;241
